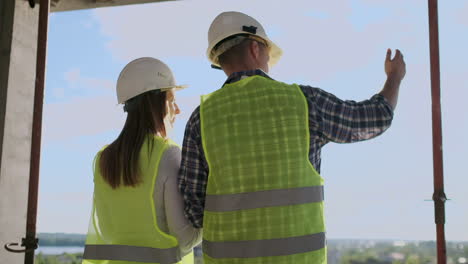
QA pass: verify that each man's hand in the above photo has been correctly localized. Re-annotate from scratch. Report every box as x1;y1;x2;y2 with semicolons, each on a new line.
385;48;406;81
379;48;406;110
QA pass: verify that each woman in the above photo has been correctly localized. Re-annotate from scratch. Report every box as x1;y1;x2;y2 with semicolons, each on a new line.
82;57;201;264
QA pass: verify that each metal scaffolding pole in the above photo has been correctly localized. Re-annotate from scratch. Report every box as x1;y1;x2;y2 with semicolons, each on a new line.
24;0;50;262
427;0;447;263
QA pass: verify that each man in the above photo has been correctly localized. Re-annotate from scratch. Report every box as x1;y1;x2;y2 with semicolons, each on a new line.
179;11;405;264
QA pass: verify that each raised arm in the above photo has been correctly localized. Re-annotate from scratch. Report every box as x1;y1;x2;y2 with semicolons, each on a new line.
379;48;406;110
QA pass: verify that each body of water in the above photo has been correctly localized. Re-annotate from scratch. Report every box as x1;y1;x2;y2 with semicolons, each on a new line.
36;246;84;255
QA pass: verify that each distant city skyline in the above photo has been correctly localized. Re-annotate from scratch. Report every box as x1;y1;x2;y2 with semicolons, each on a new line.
34;233;468;264
37;0;468;241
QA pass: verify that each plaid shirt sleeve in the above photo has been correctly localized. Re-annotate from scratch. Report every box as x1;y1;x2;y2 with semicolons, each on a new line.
178;77;394;229
300;85;394;144
178;106;207;228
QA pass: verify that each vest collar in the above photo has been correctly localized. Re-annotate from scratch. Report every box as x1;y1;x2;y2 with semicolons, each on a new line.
224;69;273;86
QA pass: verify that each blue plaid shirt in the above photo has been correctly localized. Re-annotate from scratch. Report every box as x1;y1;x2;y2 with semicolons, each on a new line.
179;69;394;228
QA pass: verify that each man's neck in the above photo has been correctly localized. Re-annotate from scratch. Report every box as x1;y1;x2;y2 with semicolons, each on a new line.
223;69;272;85
222;62;268;76
224;67;258;77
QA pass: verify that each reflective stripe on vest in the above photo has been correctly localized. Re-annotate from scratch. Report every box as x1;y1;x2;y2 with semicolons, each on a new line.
205;186;324;212
83;244;180;263
203;232;326;259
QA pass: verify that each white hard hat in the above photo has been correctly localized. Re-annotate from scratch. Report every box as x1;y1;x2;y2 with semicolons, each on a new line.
116;57;187;104
207;11;283;68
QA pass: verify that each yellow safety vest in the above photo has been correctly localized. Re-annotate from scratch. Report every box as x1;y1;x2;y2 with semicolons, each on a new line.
200;76;326;264
82;135;193;264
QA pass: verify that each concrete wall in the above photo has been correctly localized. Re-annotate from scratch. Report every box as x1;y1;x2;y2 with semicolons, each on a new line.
45;0;175;12
0;0;177;262
0;0;39;263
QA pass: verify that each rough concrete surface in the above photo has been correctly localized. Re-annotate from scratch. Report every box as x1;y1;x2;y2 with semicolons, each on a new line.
0;0;38;263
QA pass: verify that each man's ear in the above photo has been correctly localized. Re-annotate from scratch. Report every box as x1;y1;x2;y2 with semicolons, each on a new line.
249;41;260;60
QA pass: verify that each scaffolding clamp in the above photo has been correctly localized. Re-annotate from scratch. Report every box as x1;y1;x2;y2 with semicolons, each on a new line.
4;236;38;253
432;190;447;225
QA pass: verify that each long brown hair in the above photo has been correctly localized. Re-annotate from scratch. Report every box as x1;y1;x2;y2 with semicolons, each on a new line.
99;90;167;189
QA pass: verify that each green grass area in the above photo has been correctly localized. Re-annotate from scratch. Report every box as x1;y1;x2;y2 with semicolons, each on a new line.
35;253;82;264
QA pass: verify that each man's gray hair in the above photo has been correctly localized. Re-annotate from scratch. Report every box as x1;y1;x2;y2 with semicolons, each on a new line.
211;36;249;63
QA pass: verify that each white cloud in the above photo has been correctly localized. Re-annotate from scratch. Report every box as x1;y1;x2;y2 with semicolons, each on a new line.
44;69;121;142
42;95;125;143
93;0;425;82
82;78;114;91
49;68;116;101
38;192;93;233
93;1;355;61
40;192;91;202
455;3;468;26
82;19;94;29
64;68;81;84
52;87;66;99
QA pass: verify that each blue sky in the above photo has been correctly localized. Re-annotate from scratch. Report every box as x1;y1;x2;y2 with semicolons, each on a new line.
37;0;468;241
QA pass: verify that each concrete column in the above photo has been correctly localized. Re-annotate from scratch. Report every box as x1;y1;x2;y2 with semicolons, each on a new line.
0;0;39;263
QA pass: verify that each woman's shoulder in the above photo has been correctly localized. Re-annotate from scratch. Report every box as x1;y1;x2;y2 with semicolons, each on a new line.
156;143;181;185
93;145;109;162
148;135;181;150
161;144;181;163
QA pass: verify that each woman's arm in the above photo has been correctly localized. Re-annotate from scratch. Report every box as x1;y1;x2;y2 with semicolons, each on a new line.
160;146;202;254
